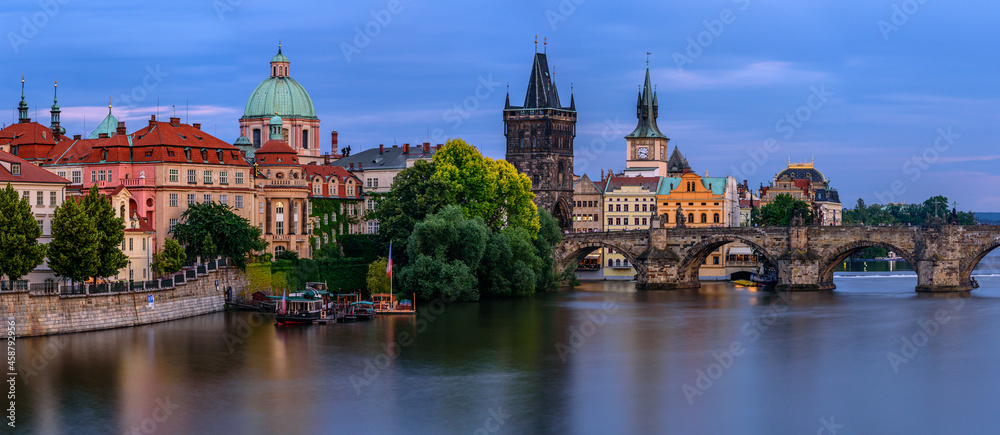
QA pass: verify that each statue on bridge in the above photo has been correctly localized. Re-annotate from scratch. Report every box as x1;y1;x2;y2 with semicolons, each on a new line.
675;205;687;228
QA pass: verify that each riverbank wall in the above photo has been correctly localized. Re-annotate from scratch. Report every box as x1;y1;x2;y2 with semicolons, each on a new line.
1;266;247;337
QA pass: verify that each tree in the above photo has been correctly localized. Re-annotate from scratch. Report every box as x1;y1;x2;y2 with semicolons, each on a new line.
151;238;186;277
173;202;267;270
755;193;812;226
82;186;127;280
479;227;539;298
398;205;488;301
275;249;299;262
369;160;451;265
0;184;47;281
49;196;100;285
432;139;539;236
532;209;564;292
366;257;391;296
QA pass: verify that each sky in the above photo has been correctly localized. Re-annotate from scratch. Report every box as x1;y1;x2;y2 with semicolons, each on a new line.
4;0;1000;210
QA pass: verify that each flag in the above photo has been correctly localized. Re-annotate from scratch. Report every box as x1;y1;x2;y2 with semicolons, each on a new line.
386;242;393;278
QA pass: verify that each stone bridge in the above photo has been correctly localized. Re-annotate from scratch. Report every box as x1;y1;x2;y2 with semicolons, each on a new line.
555;225;1000;292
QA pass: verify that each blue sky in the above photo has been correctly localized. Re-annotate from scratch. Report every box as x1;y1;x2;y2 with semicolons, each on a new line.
4;0;1000;210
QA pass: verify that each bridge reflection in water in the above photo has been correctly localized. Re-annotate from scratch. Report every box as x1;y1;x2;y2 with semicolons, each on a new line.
556;225;1000;292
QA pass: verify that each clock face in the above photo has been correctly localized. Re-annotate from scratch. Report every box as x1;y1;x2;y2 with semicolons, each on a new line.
637;146;649;159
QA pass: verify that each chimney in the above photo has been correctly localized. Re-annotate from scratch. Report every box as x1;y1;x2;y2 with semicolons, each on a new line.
116;122;126;136
423;142;430;153
169;117;180;126
379;144;384;154
331;130;339;150
324;154;330;165
73;134;81;140
193;123;201;130
149;115;157;127
403;143;409;154
358;162;363;170
98;133;109;139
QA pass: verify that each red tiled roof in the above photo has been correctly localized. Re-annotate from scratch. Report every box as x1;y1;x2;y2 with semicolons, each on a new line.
303;165;362;199
256;139;299;165
0;149;71;184
0;122;57;161
604;175;660;193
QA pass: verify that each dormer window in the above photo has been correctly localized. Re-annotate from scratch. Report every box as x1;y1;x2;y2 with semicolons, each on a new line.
10;163;20;175
217;150;224;162
184;148;192;162
101;149;109;161
200;149;208;161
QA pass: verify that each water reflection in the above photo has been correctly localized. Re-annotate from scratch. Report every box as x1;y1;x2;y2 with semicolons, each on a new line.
15;274;1000;433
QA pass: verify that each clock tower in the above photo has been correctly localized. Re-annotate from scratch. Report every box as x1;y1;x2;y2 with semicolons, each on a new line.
625;65;670;176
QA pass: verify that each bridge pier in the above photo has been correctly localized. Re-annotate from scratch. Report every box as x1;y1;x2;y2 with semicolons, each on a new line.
774;253;829;292
915;259;972;292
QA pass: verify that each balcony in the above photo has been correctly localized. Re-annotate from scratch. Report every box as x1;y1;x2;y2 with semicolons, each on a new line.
122;177;153;187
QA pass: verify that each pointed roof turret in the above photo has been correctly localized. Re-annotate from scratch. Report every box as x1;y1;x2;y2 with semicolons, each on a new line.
626;66;667;139
521;52;571;110
87;102;119;139
50;78;63;136
18;75;29;123
666;146;691;175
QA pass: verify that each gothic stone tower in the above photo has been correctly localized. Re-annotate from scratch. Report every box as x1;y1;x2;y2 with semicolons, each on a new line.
504;50;576;230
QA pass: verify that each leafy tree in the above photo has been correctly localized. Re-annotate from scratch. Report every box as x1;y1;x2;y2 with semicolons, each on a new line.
432;139;539;236
532;209;564;292
366;257;391;296
479;227;539;298
0;184;47;281
173;202;267;270
754;193;812;226
369;160;450;265
151;238;186;277
81;186;128;280
49;196;100;285
398;205;488;301
842;195;976;226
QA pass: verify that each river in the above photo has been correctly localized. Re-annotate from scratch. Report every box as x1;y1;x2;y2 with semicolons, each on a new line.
12;271;1000;434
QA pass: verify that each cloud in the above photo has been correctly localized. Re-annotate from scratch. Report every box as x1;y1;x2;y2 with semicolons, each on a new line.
656;62;831;91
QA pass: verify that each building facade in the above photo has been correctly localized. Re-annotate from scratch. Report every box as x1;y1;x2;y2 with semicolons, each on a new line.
253;115;312;257
602;175;660;277
305;165;363;257
656;169;739;278
503;50;576;229
0;149;70;283
759;161;842;226
572;174;603;233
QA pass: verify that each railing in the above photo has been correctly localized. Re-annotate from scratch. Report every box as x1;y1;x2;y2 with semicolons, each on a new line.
9;259;232;297
121;177;154;187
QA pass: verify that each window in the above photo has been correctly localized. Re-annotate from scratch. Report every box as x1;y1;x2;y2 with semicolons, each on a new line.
642;218;647;226
187;194;196;206
347;185;355;196
203;170;213;184
36;191;44;206
142;238;147;251
313;184;321;195
713;213;720;224
642;204;647;212
22;191;28;202
302;130;309;149
634;218;639;226
253;129;261;147
258;201;264;214
50;191;57;206
71;170;81;184
664;214;669;223
616;204;621;212
688;213;694;223
608;218;613;226
220;194;229;205
701;213;707;223
608;204;613;212
129;238;134;251
37;219;43;233
276;221;284;235
713;256;720;265
169;193;178;207
367;221;379;234
187;170;196;183
169;168;179;182
169;218;178;233
220;171;228;185
204;194;212;203
235;171;244;185
10;164;21;176
615;218;621;226
57;171;66;179
235;195;244;208
129;269;134;281
98;170;106;182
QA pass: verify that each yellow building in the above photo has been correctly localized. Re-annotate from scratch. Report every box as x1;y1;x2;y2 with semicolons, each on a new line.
657;171;739;278
602;175;660;277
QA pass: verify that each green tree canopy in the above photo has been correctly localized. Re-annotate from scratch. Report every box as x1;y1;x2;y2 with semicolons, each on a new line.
753;193;813;226
842;195;976;226
151;238;186;277
49;196;100;284
369;159;450;264
173;201;267;270
82;186;127;280
432;139;539;236
399;205;488;301
367;256;391;296
0;183;47;281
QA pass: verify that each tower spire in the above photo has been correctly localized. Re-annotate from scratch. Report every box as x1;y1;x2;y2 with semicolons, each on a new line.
50;76;61;136
18;73;29;123
534;35;538;53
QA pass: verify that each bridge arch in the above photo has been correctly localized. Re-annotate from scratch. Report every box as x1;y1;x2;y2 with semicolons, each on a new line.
676;235;777;283
960;236;1000;286
557;241;640;273
817;240;919;288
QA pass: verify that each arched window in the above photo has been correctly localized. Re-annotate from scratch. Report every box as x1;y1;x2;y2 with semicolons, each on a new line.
275;245;285;255
688;213;694;223
253;129;261;147
302;129;309;149
664;214;669;223
701;213;707;223
615;259;621;267
713;213;720;223
608;259;614;267
275;202;284;216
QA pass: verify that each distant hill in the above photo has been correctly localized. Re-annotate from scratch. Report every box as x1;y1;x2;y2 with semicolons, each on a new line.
975;212;1000;224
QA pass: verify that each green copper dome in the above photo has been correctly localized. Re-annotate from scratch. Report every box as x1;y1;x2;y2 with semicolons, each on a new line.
271;50;289;63
243;76;317;120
